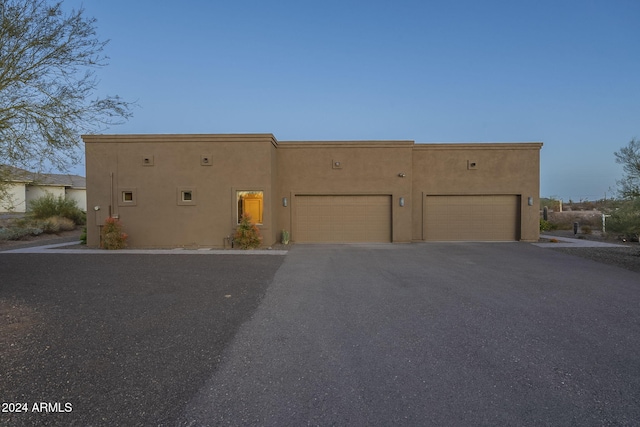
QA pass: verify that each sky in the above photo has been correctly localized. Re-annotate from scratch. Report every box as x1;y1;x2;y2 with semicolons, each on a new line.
60;0;640;201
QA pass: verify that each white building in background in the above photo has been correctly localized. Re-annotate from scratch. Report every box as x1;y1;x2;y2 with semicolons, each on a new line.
0;166;86;213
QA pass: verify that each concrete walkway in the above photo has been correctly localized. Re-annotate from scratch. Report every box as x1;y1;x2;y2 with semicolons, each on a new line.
534;234;628;248
1;241;288;255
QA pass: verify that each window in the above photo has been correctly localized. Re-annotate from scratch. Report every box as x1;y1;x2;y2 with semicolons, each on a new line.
118;188;137;206
177;187;196;206
237;191;263;224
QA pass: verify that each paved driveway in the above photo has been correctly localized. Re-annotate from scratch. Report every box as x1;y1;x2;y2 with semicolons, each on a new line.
180;243;640;426
2;243;639;426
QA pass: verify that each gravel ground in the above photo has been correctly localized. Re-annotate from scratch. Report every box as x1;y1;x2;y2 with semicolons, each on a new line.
544;230;640;274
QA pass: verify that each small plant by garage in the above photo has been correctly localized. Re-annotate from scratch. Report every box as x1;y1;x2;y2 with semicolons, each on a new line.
234;214;262;249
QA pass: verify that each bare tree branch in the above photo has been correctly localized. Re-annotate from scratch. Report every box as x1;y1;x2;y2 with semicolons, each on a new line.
0;0;133;178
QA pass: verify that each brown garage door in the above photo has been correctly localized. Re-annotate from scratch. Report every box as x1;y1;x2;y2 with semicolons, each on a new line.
295;195;391;243
424;195;520;241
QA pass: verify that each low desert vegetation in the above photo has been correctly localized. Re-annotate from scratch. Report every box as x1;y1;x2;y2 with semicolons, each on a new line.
0;194;86;242
29;193;86;225
541;196;640;241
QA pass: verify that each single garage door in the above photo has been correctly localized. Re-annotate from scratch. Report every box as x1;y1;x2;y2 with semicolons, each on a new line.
295;195;391;243
424;195;520;241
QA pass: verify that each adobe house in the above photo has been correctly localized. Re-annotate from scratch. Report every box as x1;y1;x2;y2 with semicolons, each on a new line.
82;134;542;248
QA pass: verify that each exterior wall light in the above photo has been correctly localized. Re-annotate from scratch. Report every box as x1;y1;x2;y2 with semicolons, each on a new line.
398;173;406;177
399;197;405;207
527;197;533;206
282;197;288;207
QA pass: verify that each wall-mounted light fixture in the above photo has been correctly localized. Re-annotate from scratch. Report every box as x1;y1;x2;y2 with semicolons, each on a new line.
398;173;406;178
399;197;405;207
527;197;533;206
282;197;288;207
94;206;101;211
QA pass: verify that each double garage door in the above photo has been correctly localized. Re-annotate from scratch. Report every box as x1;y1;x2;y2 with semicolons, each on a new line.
295;195;391;243
294;194;520;243
424;195;520;241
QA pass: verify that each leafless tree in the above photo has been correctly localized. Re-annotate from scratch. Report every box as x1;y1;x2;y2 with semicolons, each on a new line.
0;0;133;179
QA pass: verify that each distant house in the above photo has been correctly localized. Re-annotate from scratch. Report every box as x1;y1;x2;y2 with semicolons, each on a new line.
0;166;86;213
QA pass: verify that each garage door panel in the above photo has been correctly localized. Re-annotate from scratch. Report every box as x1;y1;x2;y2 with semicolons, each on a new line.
296;195;391;243
425;195;520;241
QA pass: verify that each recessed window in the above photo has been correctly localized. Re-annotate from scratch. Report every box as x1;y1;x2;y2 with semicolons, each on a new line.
177;187;196;206
118;188;137;206
237;191;263;224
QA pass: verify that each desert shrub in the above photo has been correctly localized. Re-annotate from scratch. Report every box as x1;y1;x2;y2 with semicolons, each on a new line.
539;218;555;231
80;227;87;245
0;226;43;241
29;194;86;225
607;198;640;240
581;225;592;235
37;216;76;234
38;218;60;234
101;217;128;250
234;214;262;249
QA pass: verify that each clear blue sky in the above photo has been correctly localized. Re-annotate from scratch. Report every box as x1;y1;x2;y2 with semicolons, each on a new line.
62;0;639;201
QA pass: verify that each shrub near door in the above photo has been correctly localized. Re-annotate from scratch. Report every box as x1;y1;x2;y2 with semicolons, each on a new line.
234;214;262;249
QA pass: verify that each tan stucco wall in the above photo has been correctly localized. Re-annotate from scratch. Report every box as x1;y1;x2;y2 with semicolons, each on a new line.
411;143;542;241
275;141;414;243
83;134;542;247
84;134;277;248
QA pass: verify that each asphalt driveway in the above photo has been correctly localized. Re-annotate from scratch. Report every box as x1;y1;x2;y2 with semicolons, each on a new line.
2;242;640;426
180;243;640;426
0;253;284;427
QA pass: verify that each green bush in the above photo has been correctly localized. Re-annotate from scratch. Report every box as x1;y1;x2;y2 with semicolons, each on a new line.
607;197;640;239
539;218;555;232
234;214;262;249
29;194;86;225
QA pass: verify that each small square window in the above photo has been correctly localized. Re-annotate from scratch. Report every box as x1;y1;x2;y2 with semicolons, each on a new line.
118;188;137;206
177;188;196;206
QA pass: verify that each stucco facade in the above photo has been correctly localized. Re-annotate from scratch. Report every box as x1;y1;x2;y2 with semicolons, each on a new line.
83;134;542;248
